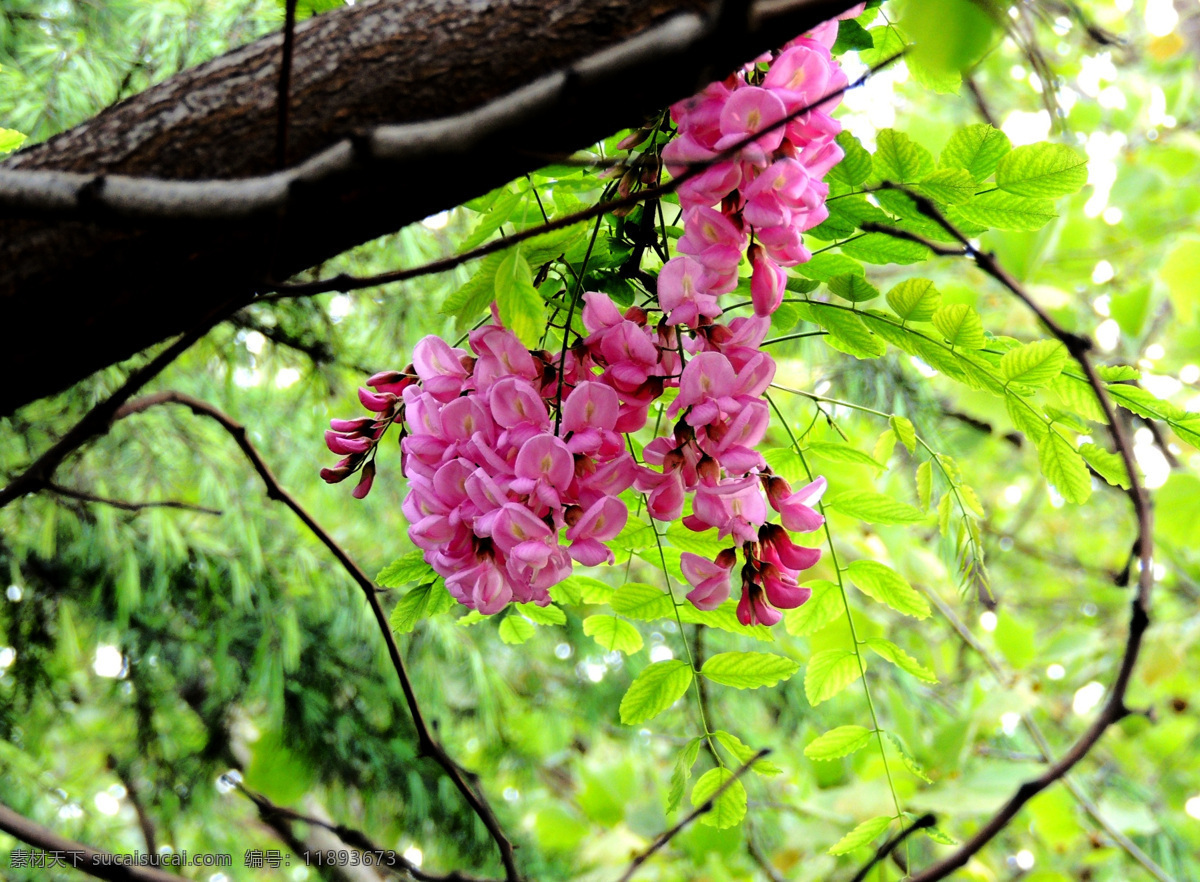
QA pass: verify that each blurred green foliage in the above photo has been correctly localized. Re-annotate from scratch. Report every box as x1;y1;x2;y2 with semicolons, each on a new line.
2;1;1200;881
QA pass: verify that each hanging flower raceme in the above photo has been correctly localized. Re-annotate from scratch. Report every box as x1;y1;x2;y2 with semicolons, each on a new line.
323;11;857;625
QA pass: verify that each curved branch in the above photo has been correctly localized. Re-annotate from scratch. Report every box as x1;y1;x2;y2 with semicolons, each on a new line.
614;749;769;882
112;391;521;882
868;188;1156;882
0;802;180;882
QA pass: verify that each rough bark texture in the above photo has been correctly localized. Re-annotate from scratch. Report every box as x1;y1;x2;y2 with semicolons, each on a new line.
0;0;854;415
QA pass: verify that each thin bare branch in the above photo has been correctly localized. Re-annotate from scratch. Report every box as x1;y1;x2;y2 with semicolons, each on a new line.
46;483;222;516
0;801;180;882
849;814;935;882
0;296;243;510
235;784;500;882
614;749;769;882
866;188;1157;882
112;391;521;882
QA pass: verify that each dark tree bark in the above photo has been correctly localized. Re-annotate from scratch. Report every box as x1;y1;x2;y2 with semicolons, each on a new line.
0;0;854;415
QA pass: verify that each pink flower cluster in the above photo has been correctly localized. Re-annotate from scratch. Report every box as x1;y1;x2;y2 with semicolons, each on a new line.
323;14;860;626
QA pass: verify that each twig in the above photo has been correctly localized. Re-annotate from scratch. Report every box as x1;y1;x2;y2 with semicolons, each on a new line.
614;749;770;882
0;296;243;510
857;221;969;256
45;483;222;516
113;391;521;882
264;52;903;299
236;784;499;882
849;814;935;882
866;192;1157;881
106;755;158;856
275;0;298;170
920;589;1176;882
0;801;180;882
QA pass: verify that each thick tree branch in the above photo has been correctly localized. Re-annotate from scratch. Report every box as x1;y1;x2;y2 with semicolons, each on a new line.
0;801;181;882
868;189;1157;882
111;391;521;882
0;0;862;414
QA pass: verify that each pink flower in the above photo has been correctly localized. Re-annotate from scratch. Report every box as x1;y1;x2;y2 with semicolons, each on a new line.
566;497;628;566
657;256;722;327
767;475;827;532
510;435;574;510
681;549;736;610
715;87;788;165
750;246;787;316
737;582;783;627
759;523;822;572
412;336;470;402
693;475;767;543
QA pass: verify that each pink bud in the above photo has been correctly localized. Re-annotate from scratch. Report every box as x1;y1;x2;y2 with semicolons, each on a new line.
352;461;376;499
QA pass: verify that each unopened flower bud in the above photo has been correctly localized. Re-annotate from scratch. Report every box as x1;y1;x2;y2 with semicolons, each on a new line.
697;455;721;483
617;128;651;151
352;461;376;499
563;504;584;527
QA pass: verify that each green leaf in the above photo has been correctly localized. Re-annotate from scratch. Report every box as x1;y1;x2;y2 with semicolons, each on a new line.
995;143;1088;198
770;300;801;334
376;550;436;588
916;460;933;510
804;725;874;760
798;302;886;359
887;733;933;783
932;304;986;350
833;17;875;53
555;575;614;604
805;649;863;706
665;521;733;558
859;24;906;69
516;602;566;625
806;441;885;471
924;825;958;845
1036;431;1092;504
441;252;505;327
828;131;873;186
690;768;748;829
1001;340;1068;387
825;490;926;524
1079;443;1131;490
890;415;917;453
494;250;544;347
939;124;1012;181
1007;394;1050;441
795;253;866;281
1158;235;1200;324
865;637;937;682
0;128;26;154
1095;364;1140;382
950;191;1058;231
498;615;536;645
841;232;931;265
713;730;783;776
619;660;693;725
827;273;880;302
916;168;977;204
461;187;524;250
666;738;703;813
582;615;644;654
701;651;800;690
846;561;931;619
886;278;942;322
783;580;844;636
676;599;775;642
611;583;675;622
389;582;442;634
828;816;892;855
874;129;934;183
